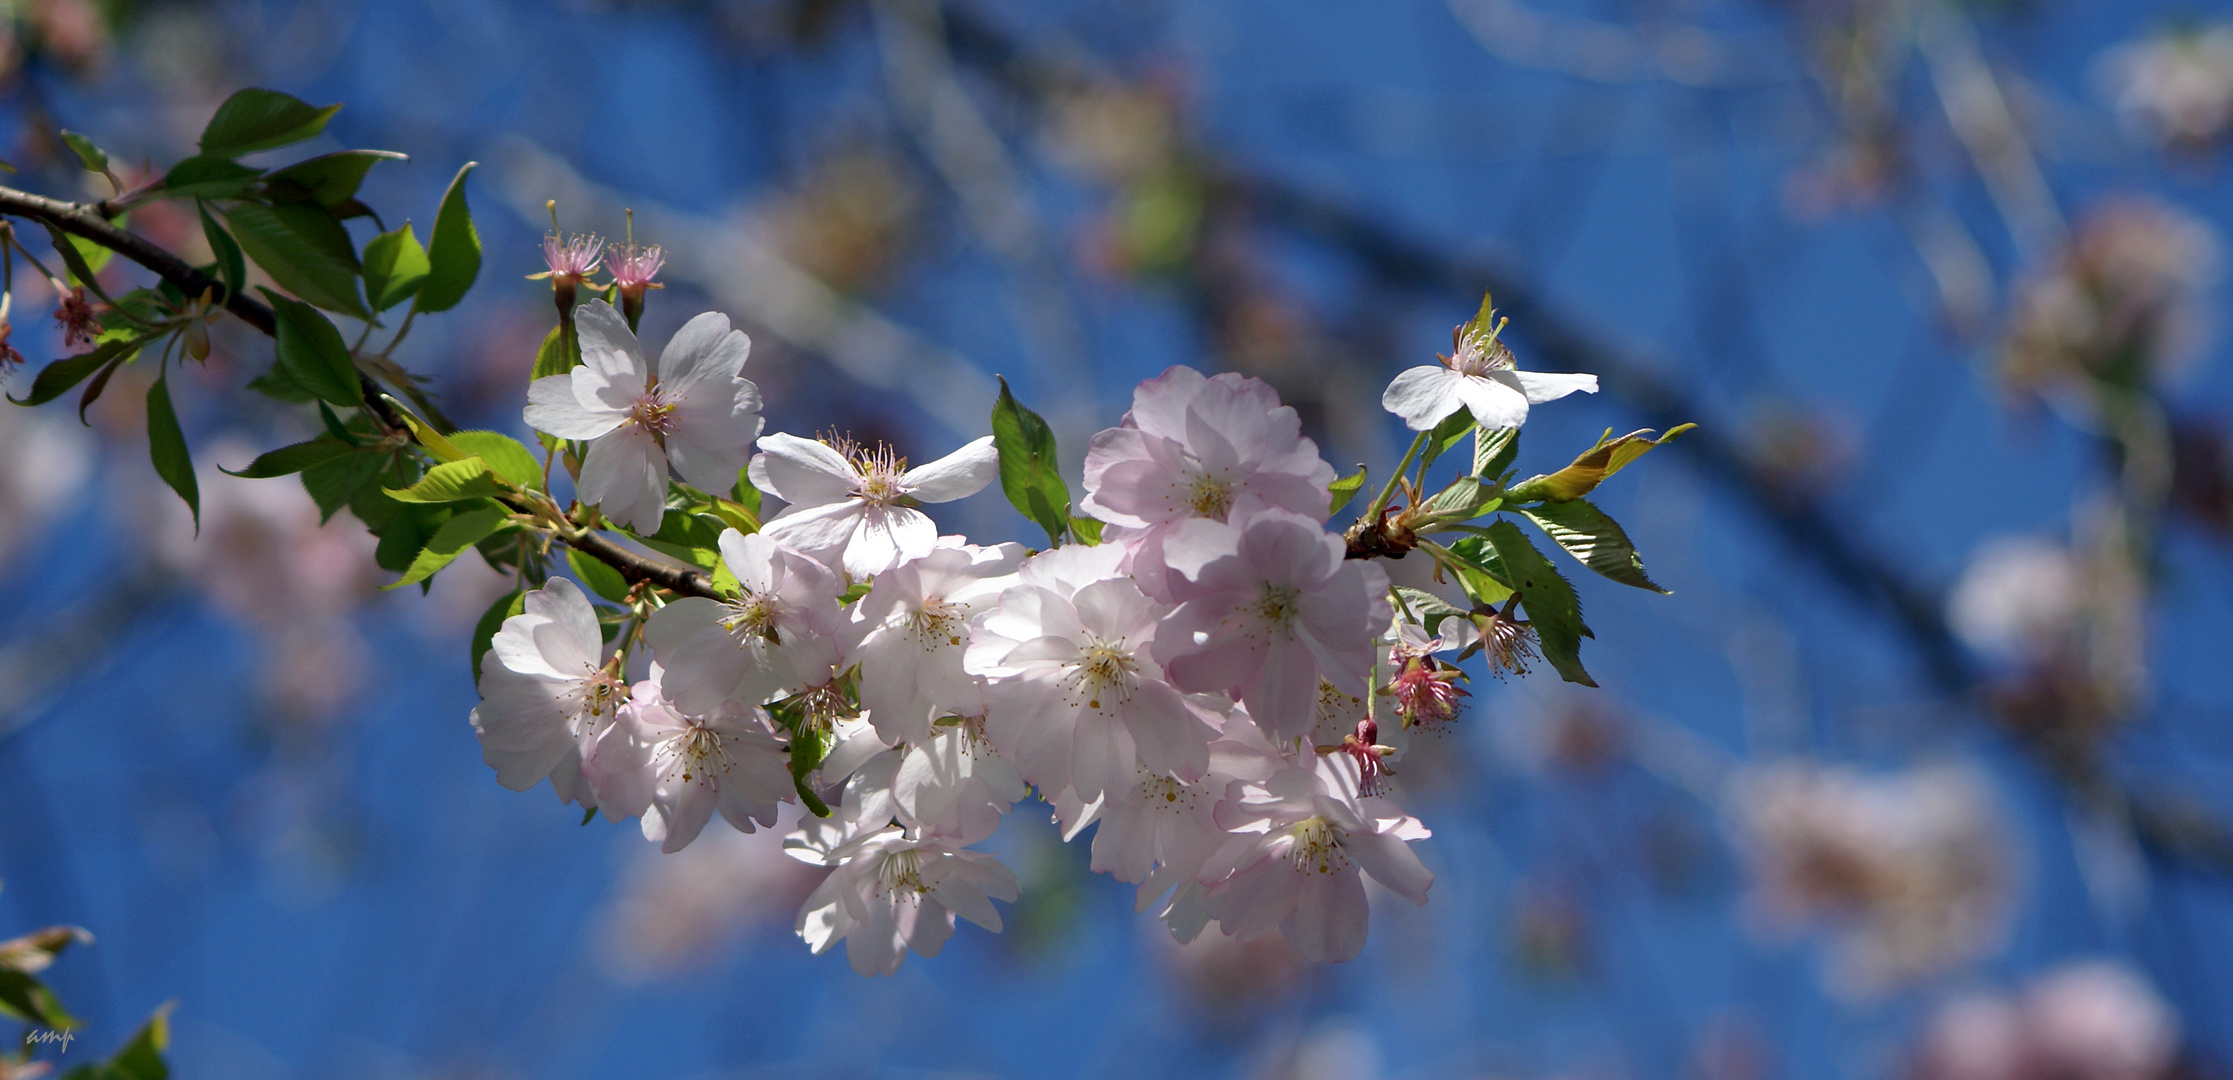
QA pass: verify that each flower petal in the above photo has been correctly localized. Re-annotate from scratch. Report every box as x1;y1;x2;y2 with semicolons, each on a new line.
1512;369;1600;405
655;311;749;394
524;374;624;440
749;432;857;506
1381;366;1468;431
1456;372;1531;429
901;435;999;503
579;427;668;534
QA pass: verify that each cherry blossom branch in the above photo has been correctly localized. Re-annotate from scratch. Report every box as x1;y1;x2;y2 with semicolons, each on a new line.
0;183;719;601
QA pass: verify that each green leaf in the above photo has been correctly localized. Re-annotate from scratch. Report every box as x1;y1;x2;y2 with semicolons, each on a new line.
416;162;481;313
161;155;261;201
8;338;137;406
385;457;507;503
245;366;316;403
384;396;467;462
373;502;450;573
634;510;724;570
76;353;127;426
199;88;341;158
1328;466;1366;517
1474;425;1518;479
262;149;406;209
1416;475;1501;522
226;202;366;319
449;430;543;490
42;221;117;293
1392;584;1469;637
1437;537;1515;607
471;588;526;681
530;323;573;381
386;504;507;589
1068;514;1104;544
259;289;362;407
1520;499;1669;594
1482;520;1595;687
567;548;632;603
1506;425;1696;504
102;1002;173;1080
222;437;355;478
361;222;428;312
991;375;1070;546
731;468;763;517
787;716;834;817
1419;408;1473;471
59;130;108;173
301;449;385;522
0;969;75;1029
146;376;198;533
198;204;247;302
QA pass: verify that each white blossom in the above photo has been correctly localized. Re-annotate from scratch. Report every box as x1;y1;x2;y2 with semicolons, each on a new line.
470;578;627;807
643;529;845;714
845;539;1023;746
524;301;763;533
749;432;1000;578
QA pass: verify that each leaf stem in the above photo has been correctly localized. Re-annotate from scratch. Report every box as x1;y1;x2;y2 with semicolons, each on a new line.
1365;431;1428;522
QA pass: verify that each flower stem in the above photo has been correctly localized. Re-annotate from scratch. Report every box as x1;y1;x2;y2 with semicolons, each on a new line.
1365;431;1428;522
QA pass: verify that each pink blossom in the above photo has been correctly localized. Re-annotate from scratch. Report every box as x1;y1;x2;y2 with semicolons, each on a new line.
470;578;626;807
643;529;845;715
1197;753;1433;963
845;539;1024;746
750;432;1000;578
583;682;794;853
1151;507;1390;743
785;824;1019;976
1080;366;1336;598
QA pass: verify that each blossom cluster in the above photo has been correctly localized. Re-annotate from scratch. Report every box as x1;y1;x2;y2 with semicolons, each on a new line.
463;280;1630;975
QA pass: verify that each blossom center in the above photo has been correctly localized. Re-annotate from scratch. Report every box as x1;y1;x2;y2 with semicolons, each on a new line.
628;390;679;437
874;848;929;899
835;439;909;505
906;596;967;648
720;594;782;644
1255;584;1302;631
1136;770;1198;809
1447;334;1515;379
1287;817;1349;874
1185;470;1236;520
1071;639;1138;710
661;722;735;789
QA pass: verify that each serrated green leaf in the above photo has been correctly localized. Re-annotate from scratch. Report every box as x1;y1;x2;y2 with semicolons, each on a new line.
1436;537;1515;608
260;289;362;407
633;509;724;570
449;430;543;490
262;149;405;209
567;548;632;603
8;338;137;406
1474;425;1518;479
991;375;1069;546
1521;499;1668;594
384;396;466;461
373;502;450;573
246;366;316;403
226;202;366;319
1419;408;1473;471
1328;466;1366;517
385;457;507;503
531;323;573;381
471;588;526;681
59;130;108;173
199;88;341;158
1482;520;1594;687
222;437;354;478
146;376;198;533
161;155;261;201
302;449;385;522
1068;514;1104;544
387;504;507;589
1392;584;1469;637
1417;475;1502;522
1507;425;1696;504
416;162;480;313
361;222;428;313
198;204;247;302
